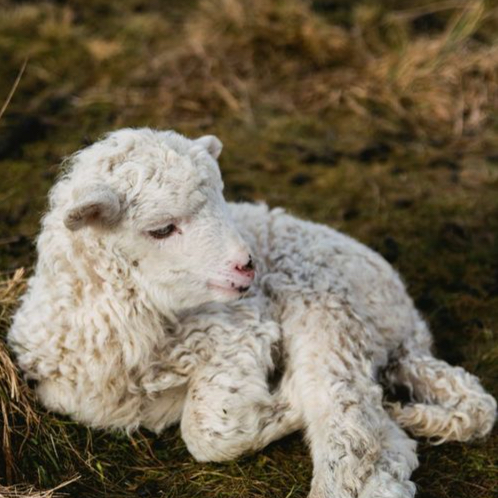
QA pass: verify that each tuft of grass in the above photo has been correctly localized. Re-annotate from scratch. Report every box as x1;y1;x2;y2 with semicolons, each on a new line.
345;1;498;146
0;475;80;498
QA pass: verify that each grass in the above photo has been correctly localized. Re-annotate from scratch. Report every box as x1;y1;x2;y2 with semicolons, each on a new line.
0;0;497;496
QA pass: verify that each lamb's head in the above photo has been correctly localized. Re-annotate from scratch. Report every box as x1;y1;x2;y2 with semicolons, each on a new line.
56;128;254;313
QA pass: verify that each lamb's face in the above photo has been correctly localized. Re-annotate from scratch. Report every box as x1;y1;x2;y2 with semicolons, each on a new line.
62;128;254;313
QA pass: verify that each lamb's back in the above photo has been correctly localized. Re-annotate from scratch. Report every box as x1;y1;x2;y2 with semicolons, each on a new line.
228;202;425;348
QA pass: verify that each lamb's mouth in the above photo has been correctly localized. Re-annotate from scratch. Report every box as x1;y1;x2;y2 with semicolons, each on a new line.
207;281;251;295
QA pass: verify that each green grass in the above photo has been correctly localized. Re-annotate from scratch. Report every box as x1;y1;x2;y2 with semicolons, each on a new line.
0;0;497;496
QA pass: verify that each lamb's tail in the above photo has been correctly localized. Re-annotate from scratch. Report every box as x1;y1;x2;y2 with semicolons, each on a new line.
384;353;496;443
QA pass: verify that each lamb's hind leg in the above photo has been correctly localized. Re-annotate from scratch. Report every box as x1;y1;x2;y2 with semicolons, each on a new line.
280;296;417;498
385;347;496;442
180;360;302;462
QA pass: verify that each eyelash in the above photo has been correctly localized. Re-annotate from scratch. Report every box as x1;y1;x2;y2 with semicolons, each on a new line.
148;224;180;239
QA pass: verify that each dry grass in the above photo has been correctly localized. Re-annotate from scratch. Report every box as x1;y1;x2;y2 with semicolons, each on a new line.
140;0;498;150
0;270;36;483
0;271;79;497
345;2;498;145
0;476;79;498
0;0;497;496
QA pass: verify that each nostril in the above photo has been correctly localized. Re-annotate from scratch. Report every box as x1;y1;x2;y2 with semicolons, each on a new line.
235;256;254;275
242;256;253;272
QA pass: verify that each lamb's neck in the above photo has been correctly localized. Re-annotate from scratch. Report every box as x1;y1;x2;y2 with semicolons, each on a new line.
138;282;184;328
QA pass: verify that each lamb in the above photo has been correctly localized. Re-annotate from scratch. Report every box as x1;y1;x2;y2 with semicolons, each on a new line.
9;128;496;498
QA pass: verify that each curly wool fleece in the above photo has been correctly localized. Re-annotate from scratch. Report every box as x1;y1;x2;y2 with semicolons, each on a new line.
9;128;496;498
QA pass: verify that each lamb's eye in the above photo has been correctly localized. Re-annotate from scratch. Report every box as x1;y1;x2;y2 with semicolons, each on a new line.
148;224;178;239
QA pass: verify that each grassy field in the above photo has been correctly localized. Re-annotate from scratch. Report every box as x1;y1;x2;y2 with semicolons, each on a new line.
0;0;497;496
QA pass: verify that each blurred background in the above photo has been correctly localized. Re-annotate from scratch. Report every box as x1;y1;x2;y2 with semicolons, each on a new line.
0;0;497;497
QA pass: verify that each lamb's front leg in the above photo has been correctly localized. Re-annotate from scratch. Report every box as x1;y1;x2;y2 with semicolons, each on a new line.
359;418;418;498
180;360;302;462
295;368;417;498
280;296;418;498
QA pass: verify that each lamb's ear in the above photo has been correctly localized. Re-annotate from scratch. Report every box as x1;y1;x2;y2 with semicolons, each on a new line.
194;135;223;160
63;183;122;231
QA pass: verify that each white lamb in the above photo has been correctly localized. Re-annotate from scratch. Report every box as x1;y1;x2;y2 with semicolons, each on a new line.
9;128;496;498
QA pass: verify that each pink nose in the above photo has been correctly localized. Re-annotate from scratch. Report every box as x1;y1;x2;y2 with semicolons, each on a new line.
233;256;255;281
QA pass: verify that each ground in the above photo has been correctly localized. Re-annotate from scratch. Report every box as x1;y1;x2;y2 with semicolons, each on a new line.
0;0;496;497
